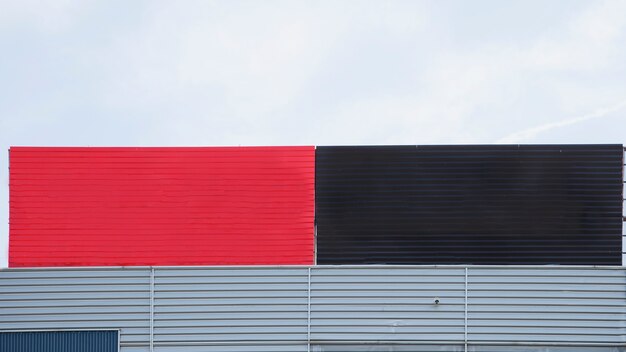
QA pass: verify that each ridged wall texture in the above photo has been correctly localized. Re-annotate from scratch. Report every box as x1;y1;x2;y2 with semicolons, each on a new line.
0;268;150;349
0;330;118;352
316;145;624;265
1;266;625;352
153;267;309;351
466;267;626;344
9;147;315;267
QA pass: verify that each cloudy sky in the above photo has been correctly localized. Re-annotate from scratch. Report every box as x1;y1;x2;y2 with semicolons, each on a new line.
1;0;626;266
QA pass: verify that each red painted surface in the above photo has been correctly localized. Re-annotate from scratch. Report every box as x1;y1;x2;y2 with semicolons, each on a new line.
9;147;315;267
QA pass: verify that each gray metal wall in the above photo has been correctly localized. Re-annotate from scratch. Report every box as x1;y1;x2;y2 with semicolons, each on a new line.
1;266;625;352
0;268;149;351
154;267;309;352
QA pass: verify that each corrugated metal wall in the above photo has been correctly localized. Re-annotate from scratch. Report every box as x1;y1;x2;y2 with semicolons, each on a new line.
310;267;466;343
0;330;118;352
0;268;150;351
468;267;626;344
154;267;309;352
1;266;625;351
316;145;624;265
9;147;315;267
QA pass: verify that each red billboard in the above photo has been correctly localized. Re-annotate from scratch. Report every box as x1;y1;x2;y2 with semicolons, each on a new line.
9;147;315;267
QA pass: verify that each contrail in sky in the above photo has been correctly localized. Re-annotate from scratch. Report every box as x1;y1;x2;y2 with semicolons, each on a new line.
496;99;626;143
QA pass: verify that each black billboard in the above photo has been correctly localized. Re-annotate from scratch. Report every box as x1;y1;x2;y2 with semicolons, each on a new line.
315;145;623;265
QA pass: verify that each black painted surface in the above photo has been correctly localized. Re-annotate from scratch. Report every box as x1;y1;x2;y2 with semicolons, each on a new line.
315;145;623;265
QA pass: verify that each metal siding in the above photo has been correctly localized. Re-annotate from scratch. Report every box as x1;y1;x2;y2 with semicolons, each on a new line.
1;266;625;351
0;330;118;352
153;267;309;352
470;347;625;352
313;345;464;351
9;146;315;267
0;268;150;350
467;267;626;344
310;267;466;343
316;145;624;265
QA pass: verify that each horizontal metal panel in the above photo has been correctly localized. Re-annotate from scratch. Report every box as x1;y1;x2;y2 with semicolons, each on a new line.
470;347;625;352
310;267;465;342
155;304;305;313
467;268;626;344
155;333;308;342
153;344;308;352
155;268;310;277
155;291;305;299
313;345;464;352
316;145;624;265
1;266;625;351
9;146;315;267
0;269;149;279
280;346;617;352
120;347;149;352
0;268;150;347
156;297;306;305
153;268;308;345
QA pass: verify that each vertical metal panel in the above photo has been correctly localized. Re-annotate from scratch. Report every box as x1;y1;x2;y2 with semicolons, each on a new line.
316;145;624;265
0;268;150;350
0;330;118;352
152;267;309;352
467;267;626;344
310;267;466;343
9;146;315;267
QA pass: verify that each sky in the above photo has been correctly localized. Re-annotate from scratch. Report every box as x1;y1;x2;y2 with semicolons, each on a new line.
1;0;626;267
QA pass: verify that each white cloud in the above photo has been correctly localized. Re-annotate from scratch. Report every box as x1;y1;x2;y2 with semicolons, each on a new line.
175;4;336;117
0;0;88;33
75;1;433;145
526;0;626;70
320;0;626;144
